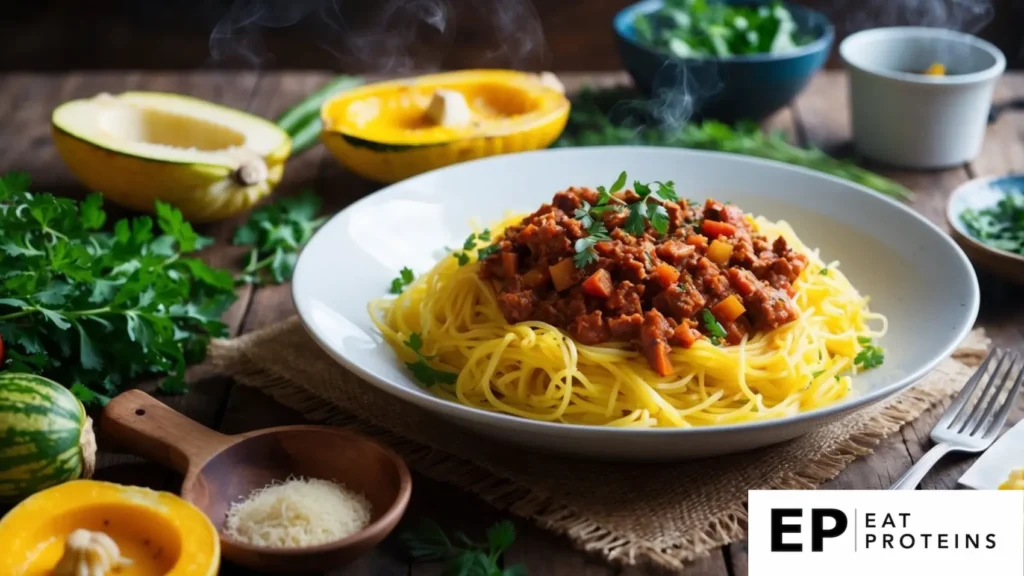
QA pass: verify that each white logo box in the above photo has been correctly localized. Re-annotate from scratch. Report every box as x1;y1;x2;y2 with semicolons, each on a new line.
748;490;1024;575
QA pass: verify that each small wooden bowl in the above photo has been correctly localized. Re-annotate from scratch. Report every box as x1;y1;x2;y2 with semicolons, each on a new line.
101;390;412;573
947;175;1024;284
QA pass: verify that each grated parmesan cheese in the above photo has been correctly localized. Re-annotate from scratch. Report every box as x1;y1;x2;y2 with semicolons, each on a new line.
224;476;372;548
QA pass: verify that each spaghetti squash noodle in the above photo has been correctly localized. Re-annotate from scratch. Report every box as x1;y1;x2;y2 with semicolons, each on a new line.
371;181;887;428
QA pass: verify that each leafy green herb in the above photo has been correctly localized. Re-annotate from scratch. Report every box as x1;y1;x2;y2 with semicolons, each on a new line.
453;230;495;266
233;190;328;285
597;170;628;200
554;88;913;201
820;265;830;276
700;308;727;345
390;267;415;294
572;171;678;267
961;190;1024;255
571;174;628;268
573;218;612;268
477;244;501;261
401;518;523;576
854;339;884;369
0;173;237;403
634;0;809;58
404;333;458;387
622;175;678;236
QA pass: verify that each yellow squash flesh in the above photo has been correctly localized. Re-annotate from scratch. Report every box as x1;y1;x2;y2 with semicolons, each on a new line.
0;480;219;576
321;70;570;183
52;92;291;222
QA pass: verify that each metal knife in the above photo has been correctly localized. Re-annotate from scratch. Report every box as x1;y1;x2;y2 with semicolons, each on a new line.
959;419;1024;490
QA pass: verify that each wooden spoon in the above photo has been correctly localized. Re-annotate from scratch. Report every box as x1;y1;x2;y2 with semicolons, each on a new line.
100;389;412;573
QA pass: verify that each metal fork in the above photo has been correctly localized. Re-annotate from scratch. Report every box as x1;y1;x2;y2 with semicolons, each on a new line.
890;349;1024;490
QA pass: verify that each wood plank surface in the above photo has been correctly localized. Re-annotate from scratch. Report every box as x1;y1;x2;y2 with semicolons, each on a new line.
2;70;1024;576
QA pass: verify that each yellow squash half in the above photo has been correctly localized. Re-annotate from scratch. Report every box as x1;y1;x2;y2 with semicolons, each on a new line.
0;480;220;576
321;70;570;183
52;92;291;222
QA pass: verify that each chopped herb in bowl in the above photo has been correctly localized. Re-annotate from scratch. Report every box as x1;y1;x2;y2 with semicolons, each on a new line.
634;0;812;58
961;191;1024;256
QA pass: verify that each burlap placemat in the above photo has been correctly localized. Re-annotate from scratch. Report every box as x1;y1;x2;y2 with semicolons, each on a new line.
209;318;988;572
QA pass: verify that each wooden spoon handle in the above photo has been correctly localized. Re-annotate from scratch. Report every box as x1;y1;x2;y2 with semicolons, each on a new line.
100;389;233;475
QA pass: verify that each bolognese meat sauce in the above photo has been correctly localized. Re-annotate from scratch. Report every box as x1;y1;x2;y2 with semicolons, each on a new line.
480;186;808;376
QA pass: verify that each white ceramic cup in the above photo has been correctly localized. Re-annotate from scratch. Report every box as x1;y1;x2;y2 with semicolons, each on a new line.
840;27;1005;169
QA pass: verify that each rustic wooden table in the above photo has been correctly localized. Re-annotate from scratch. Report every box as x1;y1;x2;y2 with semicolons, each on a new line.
2;70;1023;575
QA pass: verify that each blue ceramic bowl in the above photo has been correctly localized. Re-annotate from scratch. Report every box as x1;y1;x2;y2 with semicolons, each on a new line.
614;0;834;122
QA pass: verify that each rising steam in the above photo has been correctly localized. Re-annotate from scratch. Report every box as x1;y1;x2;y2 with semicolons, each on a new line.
836;0;995;34
208;0;548;71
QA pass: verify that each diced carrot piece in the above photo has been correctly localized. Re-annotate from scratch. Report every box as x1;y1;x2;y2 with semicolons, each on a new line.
686;234;708;248
523;268;548;288
651;263;680;288
712;294;746;322
648;340;673;377
706;239;734;266
581;269;613;298
501;252;518;278
670;325;697;348
701;220;737;238
549;258;578;292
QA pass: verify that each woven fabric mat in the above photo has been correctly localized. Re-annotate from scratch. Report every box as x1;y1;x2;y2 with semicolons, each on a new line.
209;318;988;572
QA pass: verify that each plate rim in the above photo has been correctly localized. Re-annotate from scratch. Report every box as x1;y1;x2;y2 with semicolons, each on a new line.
293;146;981;438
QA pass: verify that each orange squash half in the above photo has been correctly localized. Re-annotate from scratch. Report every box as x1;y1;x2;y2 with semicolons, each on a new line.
0;480;219;576
320;70;570;183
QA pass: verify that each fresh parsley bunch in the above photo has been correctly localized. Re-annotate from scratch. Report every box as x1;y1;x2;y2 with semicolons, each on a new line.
401;518;524;576
233;190;328;285
0;173;237;403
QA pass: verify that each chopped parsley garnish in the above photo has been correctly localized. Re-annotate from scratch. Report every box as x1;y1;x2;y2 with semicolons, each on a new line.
572;171;679;267
571;173;629;268
700;309;727;345
854;337;884;369
622;176;677;236
597;170;628;202
389;267;415;294
573;218;611;268
477;244;501;260
453;229;494;266
403;332;458;387
820;265;830;276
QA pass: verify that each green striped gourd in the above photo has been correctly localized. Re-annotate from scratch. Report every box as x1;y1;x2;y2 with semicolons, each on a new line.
0;373;96;502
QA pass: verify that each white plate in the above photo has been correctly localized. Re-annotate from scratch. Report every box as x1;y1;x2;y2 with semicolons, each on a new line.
292;147;979;460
